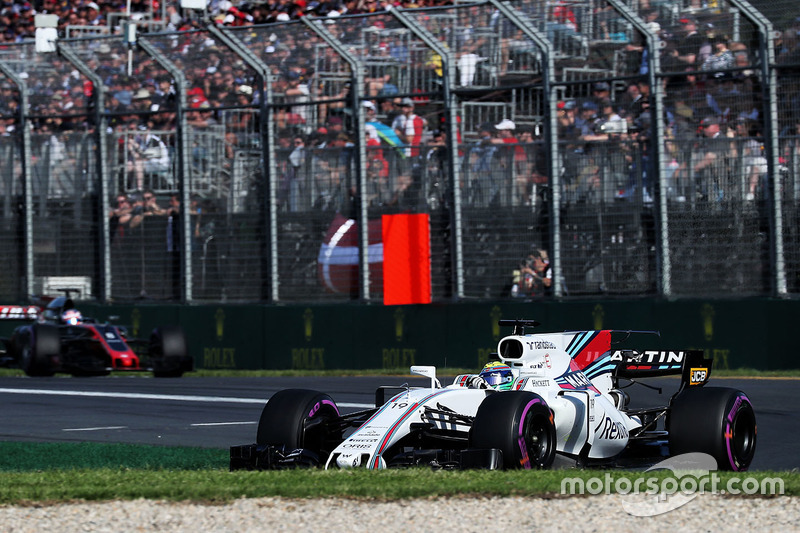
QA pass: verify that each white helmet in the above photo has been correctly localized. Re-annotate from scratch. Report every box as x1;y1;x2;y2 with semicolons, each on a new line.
62;309;82;325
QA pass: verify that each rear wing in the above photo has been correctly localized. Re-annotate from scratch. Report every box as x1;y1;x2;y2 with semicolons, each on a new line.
612;349;713;387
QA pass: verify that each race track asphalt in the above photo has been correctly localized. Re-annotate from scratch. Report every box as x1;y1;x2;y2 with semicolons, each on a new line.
0;375;795;470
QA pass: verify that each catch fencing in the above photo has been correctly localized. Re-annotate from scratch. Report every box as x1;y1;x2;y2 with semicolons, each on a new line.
0;0;798;303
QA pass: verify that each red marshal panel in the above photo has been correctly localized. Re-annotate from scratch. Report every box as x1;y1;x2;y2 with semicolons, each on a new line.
382;213;431;305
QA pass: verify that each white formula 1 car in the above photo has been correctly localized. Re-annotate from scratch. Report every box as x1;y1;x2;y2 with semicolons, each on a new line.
231;319;756;471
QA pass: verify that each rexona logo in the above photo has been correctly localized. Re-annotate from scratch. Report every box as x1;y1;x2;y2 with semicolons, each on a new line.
596;416;629;440
609;350;687;364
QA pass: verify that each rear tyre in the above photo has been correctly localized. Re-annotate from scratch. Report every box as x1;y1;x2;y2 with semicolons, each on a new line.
150;325;189;378
18;324;59;377
256;389;340;463
669;387;757;471
471;391;556;469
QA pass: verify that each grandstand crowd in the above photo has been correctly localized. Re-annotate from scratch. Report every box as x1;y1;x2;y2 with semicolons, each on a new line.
0;0;455;43
0;0;798;301
2;0;799;208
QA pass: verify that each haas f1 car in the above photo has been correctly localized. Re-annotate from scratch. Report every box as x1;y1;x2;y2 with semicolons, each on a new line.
0;298;193;377
231;319;757;471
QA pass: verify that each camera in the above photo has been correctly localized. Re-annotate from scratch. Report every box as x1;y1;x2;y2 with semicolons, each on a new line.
600;120;628;135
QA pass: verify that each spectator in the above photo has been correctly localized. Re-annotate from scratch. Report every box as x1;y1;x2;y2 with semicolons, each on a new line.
365;138;392;206
492;118;526;200
493;118;520;146
166;194;182;300
576;100;602;140
142;190;166;217
422;128;448;209
287;133;307;211
692;116;728;201
125;123;171;191
467;122;499;206
457;46;486;86
519;124;547;175
630;80;651;119
701;35;735;74
557;100;579;140
108;193;138;243
285;71;310;125
84;2;104;25
591;82;611;107
125;192;146;229
392;97;427;159
510;249;552;298
676;18;705;66
151;76;176;112
731;118;767;201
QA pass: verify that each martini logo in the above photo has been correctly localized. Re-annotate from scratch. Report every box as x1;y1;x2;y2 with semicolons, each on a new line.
561;371;593;389
610;350;686;364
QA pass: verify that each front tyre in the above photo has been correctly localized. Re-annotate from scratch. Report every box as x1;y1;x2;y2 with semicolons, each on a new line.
470;391;556;469
669;387;757;471
256;389;341;463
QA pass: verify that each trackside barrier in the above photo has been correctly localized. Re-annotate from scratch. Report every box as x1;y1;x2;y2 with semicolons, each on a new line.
41;299;797;372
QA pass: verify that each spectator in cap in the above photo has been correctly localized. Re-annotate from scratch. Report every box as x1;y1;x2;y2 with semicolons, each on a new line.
392;97;427;158
491;118;526;198
592;81;610;104
84;1;104;25
557;100;579;140
285;69;310;124
676;17;705;66
692;115;730;201
576;100;603;140
467;122;500;207
494;118;517;139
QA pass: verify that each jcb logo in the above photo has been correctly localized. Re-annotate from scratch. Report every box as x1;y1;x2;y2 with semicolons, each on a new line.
690;368;707;385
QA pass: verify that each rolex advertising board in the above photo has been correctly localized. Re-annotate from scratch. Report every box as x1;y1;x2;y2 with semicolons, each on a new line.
33;299;799;372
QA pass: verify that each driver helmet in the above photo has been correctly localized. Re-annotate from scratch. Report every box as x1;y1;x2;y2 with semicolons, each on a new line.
62;309;82;325
479;362;515;390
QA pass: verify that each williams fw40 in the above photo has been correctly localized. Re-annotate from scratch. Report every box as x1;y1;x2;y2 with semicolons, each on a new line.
0;298;193;377
231;319;756;471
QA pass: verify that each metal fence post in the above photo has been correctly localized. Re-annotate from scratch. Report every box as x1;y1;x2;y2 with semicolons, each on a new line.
56;43;111;302
138;38;193;302
728;0;785;296
0;66;32;300
207;23;277;302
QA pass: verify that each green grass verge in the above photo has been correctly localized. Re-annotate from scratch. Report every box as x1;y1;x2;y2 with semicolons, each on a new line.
0;442;797;504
